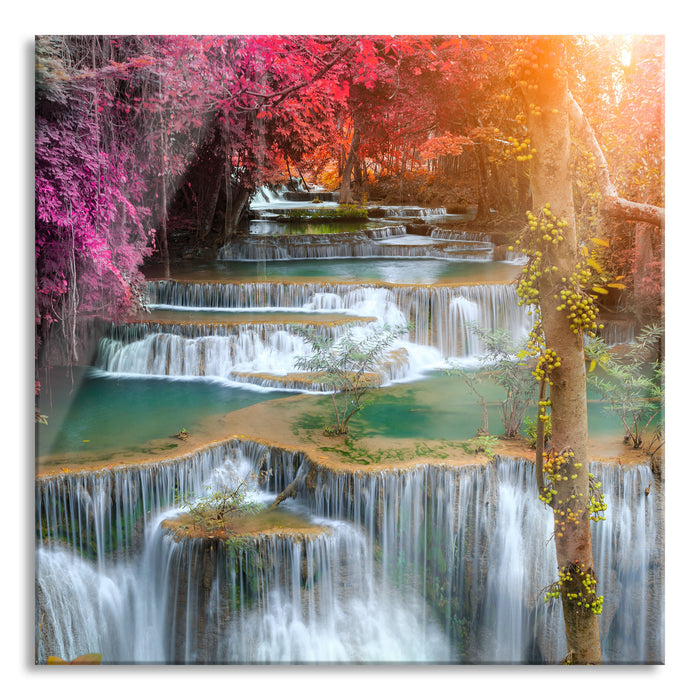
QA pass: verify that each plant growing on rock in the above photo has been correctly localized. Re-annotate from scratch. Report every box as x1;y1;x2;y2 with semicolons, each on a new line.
182;480;262;532
294;323;410;436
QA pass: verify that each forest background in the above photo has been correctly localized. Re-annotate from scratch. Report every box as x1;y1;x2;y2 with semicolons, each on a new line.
10;1;698;697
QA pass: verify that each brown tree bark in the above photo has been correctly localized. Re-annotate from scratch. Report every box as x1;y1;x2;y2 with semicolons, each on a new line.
523;40;601;664
525;56;665;661
339;127;360;204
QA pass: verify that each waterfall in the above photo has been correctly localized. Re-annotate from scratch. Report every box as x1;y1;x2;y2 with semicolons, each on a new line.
35;442;264;562
98;280;531;391
285;458;560;662
94;312;427;390
218;226;409;260
600;319;638;347
430;229;492;242
250;185;284;206
95;329;312;380
225;523;452;663
35;442;268;663
267;455;662;663
147;280;531;360
35;444;663;664
592;462;664;663
216;226;495;261
381;206;448;218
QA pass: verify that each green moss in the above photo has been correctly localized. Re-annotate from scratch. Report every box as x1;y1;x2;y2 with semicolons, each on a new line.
284;206;369;222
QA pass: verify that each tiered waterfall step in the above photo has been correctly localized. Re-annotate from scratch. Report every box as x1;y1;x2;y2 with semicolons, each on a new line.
95;308;389;391
218;226;495;261
146;277;531;358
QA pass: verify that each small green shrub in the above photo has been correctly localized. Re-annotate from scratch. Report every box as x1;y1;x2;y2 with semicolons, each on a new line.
294;323;410;436
446;324;537;438
586;324;664;450
524;416;551;449
181;480;263;532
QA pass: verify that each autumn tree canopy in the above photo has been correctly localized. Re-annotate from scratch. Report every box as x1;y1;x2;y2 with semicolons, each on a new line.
35;34;664;358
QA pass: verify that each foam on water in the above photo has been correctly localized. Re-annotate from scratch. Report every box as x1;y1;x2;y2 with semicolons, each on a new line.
35;446;663;664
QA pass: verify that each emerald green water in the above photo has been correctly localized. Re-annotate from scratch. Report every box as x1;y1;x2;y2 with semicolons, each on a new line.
146;259;521;285
37;364;646;464
312;371;630;443
36;367;291;459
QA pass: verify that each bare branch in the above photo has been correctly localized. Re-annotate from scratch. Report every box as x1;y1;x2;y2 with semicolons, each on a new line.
566;91;664;230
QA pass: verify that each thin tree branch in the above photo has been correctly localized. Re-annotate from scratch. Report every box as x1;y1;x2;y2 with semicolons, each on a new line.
248;40;357;110
566;91;664;230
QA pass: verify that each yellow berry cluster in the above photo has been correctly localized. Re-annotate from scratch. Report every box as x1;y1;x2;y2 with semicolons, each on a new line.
588;474;608;521
504;135;536;162
537;398;551;422
533;347;561;384
538;448;575;506
554;263;604;338
579;572;604;615
561;573;604;615
507;38;568;118
511;207;567;253
575;147;597;179
511;208;566;309
527;207;567;244
515;258;542;307
508;46;543;90
543;564;604;615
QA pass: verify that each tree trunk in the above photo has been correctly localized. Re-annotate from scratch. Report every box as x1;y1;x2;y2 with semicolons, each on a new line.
200;158;224;242
228;185;250;237
632;221;658;319
339;127;359;204
516;159;531;213
524;39;601;664
160;169;170;279
158;76;171;279
473;144;492;221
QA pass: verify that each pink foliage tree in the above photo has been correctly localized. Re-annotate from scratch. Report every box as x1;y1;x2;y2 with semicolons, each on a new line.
35;36;155;365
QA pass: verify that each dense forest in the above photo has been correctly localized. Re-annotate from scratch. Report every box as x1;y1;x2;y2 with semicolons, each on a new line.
35;35;663;368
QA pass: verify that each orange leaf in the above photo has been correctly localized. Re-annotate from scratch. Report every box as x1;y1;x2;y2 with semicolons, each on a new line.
69;653;102;665
47;656;68;664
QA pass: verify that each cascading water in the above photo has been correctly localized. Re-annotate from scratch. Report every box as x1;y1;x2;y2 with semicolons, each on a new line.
35;444;663;664
430;228;492;242
95;329;312;381
218;226;410;261
92;278;531;392
37;203;662;665
381;205;448;218
147;279;531;360
224;522;452;663
592;462;664;663
217;227;495;262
